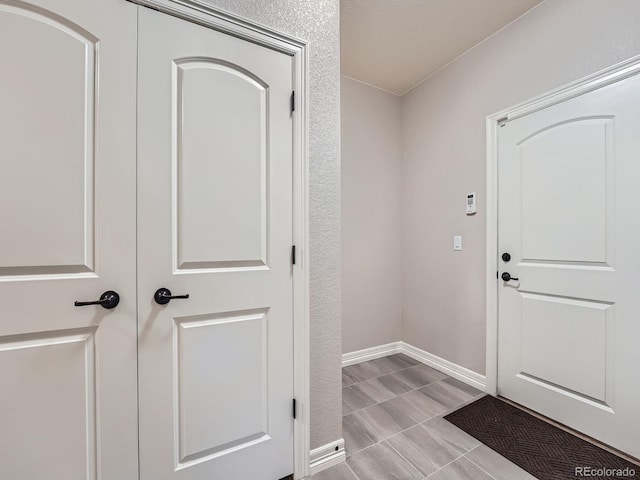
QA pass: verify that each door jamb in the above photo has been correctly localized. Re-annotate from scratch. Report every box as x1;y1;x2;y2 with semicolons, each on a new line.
485;53;640;397
128;0;311;477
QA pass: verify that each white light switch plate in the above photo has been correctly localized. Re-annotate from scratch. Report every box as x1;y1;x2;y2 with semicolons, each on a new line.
453;235;462;251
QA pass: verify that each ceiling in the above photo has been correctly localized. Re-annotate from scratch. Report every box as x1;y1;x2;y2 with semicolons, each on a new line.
341;0;544;95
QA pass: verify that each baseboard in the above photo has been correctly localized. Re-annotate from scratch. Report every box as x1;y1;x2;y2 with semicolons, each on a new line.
342;342;486;392
309;438;345;476
341;342;403;367
399;342;486;391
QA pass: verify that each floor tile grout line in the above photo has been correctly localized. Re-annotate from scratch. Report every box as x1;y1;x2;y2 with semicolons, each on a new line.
345;408;394;453
385;412;483;475
343;376;463;418
343;359;440;385
344;460;360;480
343;384;440;418
344;364;483;414
459;447;501;480
344;442;425;480
384;431;463;479
344;409;414;458
343;366;415;385
348;374;416;404
344;386;477;429
346;395;476;459
424;450;476;479
345;384;477;441
344;359;414;378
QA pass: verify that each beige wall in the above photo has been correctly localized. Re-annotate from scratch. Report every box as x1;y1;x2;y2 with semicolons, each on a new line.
401;0;640;375
201;0;342;449
341;76;403;353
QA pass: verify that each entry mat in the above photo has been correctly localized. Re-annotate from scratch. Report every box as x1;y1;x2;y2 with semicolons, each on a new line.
444;395;639;480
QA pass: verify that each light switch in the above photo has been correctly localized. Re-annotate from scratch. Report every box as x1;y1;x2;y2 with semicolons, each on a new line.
453;235;462;251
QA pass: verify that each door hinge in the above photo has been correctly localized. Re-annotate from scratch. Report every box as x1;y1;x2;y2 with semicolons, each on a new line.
292;245;296;265
290;91;295;113
292;398;297;419
497;116;509;127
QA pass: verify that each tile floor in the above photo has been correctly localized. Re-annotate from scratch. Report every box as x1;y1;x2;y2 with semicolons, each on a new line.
312;354;537;480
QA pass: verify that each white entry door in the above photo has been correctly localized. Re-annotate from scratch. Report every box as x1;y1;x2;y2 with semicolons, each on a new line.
137;7;295;480
0;0;138;478
498;73;640;458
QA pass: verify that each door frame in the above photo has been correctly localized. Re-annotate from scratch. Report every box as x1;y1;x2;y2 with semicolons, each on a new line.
484;54;640;396
127;0;311;477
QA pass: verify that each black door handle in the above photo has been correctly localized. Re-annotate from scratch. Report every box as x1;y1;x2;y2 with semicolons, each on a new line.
501;272;519;282
75;291;120;309
154;288;190;305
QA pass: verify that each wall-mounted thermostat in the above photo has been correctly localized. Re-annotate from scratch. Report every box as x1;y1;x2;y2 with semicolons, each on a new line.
466;193;476;215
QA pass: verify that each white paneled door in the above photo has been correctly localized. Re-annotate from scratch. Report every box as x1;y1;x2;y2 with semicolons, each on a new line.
0;0;138;478
498;74;640;458
137;7;295;480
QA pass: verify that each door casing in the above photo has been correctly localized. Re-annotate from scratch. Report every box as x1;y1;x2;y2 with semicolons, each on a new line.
485;53;640;396
127;0;310;477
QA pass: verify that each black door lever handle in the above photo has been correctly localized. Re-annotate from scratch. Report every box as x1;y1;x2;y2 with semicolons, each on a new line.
154;288;190;305
501;272;519;282
75;291;120;309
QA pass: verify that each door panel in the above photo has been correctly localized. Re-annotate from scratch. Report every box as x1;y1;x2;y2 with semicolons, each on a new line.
0;0;138;478
177;309;269;462
137;8;294;480
0;329;97;480
498;75;640;458
176;59;268;270
520;293;610;403
520;119;611;263
0;2;96;273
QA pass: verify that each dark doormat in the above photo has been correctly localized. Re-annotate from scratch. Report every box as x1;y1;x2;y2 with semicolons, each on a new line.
444;395;639;480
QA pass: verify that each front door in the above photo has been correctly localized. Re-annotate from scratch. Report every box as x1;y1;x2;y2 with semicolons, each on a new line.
137;7;295;480
0;0;138;478
498;73;640;458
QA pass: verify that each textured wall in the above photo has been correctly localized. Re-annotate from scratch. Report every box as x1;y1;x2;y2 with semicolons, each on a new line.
401;0;640;375
341;76;403;353
199;0;342;450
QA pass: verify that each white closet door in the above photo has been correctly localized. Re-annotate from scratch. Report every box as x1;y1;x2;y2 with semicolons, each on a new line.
137;7;295;480
0;0;138;478
498;73;640;458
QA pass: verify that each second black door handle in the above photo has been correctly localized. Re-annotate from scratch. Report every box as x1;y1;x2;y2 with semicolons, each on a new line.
154;288;190;305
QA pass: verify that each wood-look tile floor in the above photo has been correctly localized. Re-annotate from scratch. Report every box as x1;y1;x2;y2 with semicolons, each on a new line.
312;355;538;480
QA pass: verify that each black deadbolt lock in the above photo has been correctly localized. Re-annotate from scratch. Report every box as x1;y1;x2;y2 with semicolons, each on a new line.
502;252;511;262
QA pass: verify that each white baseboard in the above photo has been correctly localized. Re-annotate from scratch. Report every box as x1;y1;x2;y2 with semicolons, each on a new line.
309;438;345;476
342;341;486;392
399;342;486;391
341;342;403;367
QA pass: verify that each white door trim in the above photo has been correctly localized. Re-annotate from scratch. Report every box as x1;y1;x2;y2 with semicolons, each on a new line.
485;53;640;396
128;1;310;477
